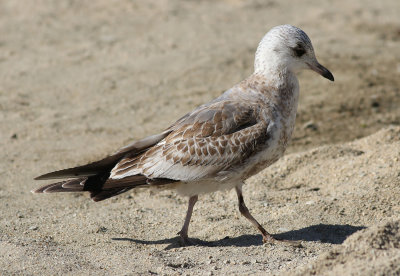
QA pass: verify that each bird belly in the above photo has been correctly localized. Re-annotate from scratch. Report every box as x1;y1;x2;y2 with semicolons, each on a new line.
174;179;240;197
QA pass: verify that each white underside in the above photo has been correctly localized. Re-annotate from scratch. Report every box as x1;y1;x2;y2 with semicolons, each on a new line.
172;178;241;197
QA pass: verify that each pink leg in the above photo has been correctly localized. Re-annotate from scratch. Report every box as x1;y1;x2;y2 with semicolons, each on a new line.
235;186;301;246
177;195;198;245
235;186;276;243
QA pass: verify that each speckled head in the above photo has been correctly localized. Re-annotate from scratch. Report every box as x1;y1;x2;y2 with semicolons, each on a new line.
254;25;334;81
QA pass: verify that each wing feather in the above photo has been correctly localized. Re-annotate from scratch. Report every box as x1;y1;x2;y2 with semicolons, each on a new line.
110;99;271;181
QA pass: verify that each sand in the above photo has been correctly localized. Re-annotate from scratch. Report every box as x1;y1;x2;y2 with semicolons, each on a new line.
1;0;400;275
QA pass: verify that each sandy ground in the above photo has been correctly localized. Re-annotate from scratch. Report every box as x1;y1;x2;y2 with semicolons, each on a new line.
1;0;400;275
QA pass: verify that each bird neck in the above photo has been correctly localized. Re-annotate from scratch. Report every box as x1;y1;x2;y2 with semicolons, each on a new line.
254;57;294;80
247;71;299;119
253;65;298;93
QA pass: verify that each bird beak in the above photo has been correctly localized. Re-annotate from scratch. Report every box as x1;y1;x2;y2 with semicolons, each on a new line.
307;62;334;81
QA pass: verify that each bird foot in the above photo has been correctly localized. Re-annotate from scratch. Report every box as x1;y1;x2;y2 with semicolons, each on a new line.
262;235;302;247
177;231;195;246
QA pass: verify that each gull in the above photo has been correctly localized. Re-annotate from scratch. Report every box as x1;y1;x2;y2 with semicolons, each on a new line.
33;25;334;245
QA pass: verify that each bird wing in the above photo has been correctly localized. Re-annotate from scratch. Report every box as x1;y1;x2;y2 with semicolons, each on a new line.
34;130;172;180
109;98;272;182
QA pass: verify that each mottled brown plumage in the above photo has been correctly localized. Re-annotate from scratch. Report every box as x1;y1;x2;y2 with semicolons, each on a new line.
33;25;333;245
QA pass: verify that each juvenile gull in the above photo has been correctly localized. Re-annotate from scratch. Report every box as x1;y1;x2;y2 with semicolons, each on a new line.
33;25;334;245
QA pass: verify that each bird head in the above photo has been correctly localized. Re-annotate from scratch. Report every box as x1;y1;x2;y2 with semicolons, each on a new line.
254;25;334;81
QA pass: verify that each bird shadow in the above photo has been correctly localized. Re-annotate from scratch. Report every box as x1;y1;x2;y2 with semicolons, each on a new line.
112;224;365;250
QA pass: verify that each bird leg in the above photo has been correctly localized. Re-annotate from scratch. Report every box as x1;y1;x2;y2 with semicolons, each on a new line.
235;186;301;246
177;195;198;245
235;186;277;243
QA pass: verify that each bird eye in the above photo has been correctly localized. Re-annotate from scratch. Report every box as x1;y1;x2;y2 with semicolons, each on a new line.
293;45;306;57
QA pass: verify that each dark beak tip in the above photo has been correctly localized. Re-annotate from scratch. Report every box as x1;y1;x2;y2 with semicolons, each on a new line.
325;72;334;82
308;62;334;82
320;66;334;82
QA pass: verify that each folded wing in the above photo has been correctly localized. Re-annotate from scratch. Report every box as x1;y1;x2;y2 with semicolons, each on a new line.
109;99;270;182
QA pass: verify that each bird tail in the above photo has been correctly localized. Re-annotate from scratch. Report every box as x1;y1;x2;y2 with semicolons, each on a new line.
32;173;151;202
33;162;178;201
32;130;178;201
32;178;86;193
